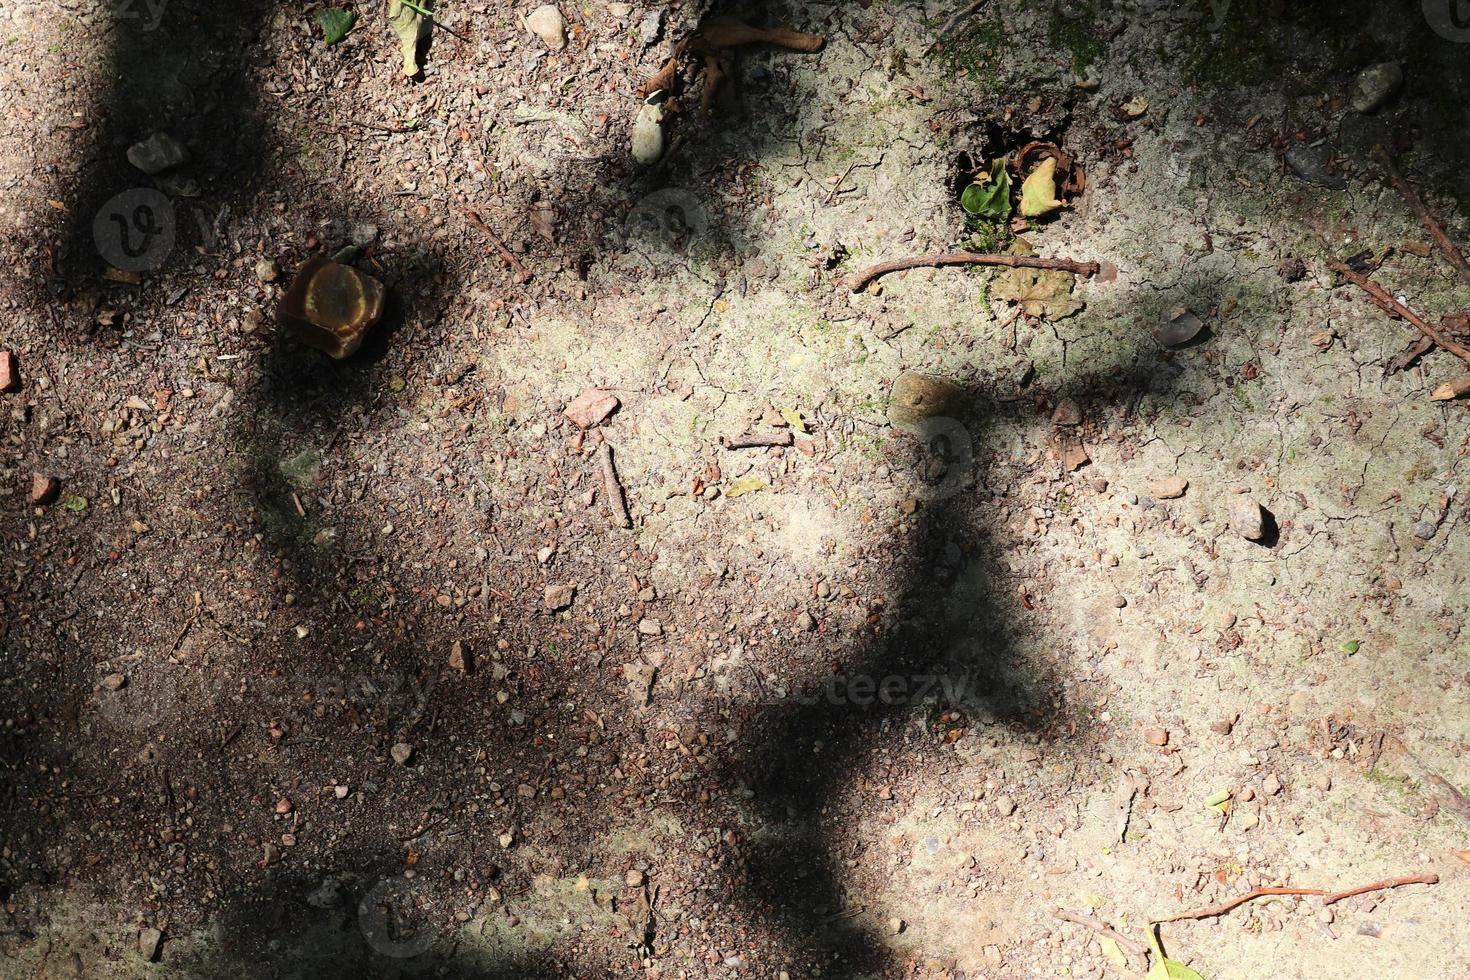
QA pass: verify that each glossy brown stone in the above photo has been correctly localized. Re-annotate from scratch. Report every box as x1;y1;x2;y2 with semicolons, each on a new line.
887;372;964;427
277;256;385;359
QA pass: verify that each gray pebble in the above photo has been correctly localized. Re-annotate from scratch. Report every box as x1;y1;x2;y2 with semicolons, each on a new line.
127;133;188;175
1352;62;1403;114
1285;144;1346;190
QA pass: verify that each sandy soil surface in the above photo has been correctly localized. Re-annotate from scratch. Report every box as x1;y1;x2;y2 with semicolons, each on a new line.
1;2;1468;978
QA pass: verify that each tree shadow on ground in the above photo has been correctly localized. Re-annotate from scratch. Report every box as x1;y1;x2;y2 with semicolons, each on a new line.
717;337;1223;975
160;843;567;980
45;0;275;298
4;0;1461;976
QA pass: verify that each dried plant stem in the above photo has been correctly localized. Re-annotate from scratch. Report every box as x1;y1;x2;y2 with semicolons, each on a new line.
847;252;1101;292
1328;260;1470;368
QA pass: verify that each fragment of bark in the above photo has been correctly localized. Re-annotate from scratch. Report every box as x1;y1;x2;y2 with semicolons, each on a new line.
722;432;793;449
598;443;632;529
1430;375;1470;401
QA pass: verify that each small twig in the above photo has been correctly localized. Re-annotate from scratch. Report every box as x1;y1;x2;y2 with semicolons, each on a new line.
170;611;200;653
721;432;793;449
597;442;632;529
1322;873;1438;906
1160;873;1439;922
927;0;989;54
881;321;914;341
340;120;421;135
1156;887;1325;923
1374;146;1470;289
466;211;532;284
1051;909;1148;959
824;161;858;206
1328;260;1470;368
847;251;1101;292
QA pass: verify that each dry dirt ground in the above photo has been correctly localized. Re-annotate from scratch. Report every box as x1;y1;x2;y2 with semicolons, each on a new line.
2;1;1469;978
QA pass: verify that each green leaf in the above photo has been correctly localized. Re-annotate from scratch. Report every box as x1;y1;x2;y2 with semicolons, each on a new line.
1019;157;1063;218
780;407;809;434
726;476;767;498
62;494;89;512
315;7;357;45
1145;924;1208;980
960;163;1012;220
1341;639;1360;655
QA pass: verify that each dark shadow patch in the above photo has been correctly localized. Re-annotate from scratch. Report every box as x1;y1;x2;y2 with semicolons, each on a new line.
707;257;1283;969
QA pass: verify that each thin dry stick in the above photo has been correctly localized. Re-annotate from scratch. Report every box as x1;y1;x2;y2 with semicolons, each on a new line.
722;432;793;449
597;442;632;529
1322;873;1438;906
1160;873;1439;922
847;251;1101;292
1155;886;1324;923
1374;146;1470;289
1328;260;1470;368
824;161;859;206
465;211;532;284
927;0;990;53
1050;909;1148;958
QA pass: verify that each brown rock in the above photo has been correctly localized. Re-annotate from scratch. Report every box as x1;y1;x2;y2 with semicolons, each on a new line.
543;583;576;611
1143;726;1169;746
138;926;163;962
1057;434;1090;472
887;372;965;427
1230;495;1268;540
1150;476;1188;499
0;351;18;392
1209;713;1237;735
564;387;620;429
1051;398;1082;426
31;473;60;505
448;640;471;673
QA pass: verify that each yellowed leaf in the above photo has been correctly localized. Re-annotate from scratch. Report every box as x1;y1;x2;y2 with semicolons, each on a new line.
1099;936;1128;969
388;1;426;76
992;265;1082;319
1019;157;1063;218
726;476;766;498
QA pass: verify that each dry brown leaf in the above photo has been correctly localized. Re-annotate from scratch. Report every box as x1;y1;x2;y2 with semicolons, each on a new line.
993;265;1082;318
